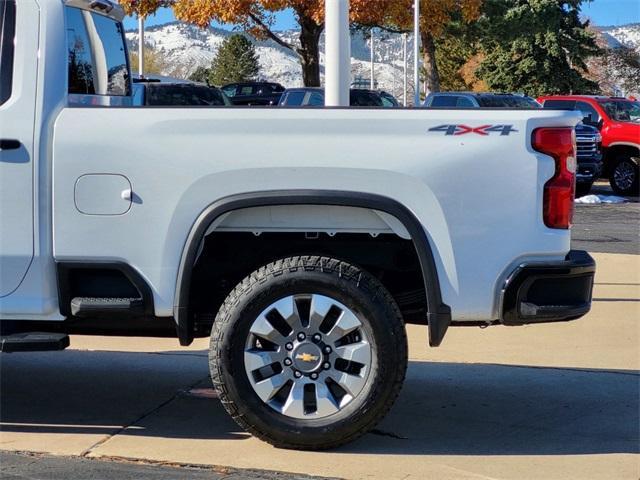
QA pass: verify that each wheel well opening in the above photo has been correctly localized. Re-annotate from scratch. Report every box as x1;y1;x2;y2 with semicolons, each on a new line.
603;145;640;175
188;232;426;337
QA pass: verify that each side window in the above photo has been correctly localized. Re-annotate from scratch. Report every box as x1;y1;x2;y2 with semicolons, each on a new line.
307;91;324;106
350;91;383;107
431;96;458;107
222;85;236;97
381;96;394;107
240;85;253;95
576;101;601;126
542;100;575;110
282;91;305;106
456;96;475;107
0;0;16;106
65;7;130;96
90;12;129;96
66;8;95;94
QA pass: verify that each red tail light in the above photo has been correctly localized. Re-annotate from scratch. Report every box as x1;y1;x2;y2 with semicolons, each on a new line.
532;127;576;229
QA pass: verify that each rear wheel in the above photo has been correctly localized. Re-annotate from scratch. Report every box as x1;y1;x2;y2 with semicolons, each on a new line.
609;155;639;196
209;256;407;450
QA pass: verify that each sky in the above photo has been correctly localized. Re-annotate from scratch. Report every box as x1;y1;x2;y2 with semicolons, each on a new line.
122;0;640;31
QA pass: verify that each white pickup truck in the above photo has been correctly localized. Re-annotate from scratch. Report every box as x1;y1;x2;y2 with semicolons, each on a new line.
0;0;596;450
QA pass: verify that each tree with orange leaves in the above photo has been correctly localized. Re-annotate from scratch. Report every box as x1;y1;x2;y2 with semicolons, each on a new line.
120;0;173;19
170;0;389;87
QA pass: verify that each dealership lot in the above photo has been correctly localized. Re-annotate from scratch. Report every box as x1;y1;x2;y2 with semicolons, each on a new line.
1;217;638;480
572;182;639;255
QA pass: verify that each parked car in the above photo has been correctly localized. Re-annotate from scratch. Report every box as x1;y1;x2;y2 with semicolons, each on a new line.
1;0;595;451
424;92;603;196
278;88;398;107
424;91;541;109
221;81;285;106
132;76;230;107
538;95;639;196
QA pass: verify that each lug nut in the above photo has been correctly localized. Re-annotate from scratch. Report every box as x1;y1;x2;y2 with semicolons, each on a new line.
284;358;292;366
293;370;302;378
324;346;332;354
285;342;294;351
297;332;306;341
323;362;331;370
312;333;322;342
310;373;319;380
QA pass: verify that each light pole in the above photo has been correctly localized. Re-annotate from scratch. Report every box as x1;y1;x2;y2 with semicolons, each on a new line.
325;0;351;106
138;16;145;77
413;0;420;107
402;33;408;106
370;29;375;90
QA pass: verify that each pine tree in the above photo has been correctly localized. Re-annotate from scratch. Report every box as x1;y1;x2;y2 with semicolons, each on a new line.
208;34;260;86
189;66;212;84
477;0;600;96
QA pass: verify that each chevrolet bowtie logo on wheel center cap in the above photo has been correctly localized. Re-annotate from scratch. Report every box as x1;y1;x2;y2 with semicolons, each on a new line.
296;352;319;363
291;342;324;372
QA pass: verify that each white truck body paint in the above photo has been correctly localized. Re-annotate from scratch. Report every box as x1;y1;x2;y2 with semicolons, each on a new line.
1;0;580;325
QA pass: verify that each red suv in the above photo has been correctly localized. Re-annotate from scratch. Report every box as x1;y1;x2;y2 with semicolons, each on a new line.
538;96;640;196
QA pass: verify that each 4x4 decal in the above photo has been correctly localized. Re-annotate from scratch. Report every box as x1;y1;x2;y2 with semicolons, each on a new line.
429;124;518;136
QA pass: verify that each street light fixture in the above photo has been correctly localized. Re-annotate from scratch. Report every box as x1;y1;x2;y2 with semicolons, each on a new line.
413;0;420;107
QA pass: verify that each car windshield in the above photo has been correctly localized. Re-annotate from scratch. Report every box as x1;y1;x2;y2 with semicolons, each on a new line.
477;95;540;108
146;84;228;106
598;100;640;123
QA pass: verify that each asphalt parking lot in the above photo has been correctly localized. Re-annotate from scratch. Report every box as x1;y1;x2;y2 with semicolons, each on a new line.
572;182;639;255
1;188;638;480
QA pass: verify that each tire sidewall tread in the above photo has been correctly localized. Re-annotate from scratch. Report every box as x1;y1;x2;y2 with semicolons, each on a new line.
209;256;408;450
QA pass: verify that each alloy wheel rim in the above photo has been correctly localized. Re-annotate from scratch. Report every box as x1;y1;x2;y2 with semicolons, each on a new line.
244;294;373;419
614;161;635;191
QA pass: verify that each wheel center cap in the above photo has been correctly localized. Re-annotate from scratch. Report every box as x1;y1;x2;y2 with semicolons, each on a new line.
292;342;323;373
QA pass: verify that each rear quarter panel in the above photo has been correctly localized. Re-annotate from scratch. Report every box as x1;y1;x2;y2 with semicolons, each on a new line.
52;107;580;321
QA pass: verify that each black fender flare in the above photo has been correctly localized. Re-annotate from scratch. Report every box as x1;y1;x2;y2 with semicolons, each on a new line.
174;190;452;347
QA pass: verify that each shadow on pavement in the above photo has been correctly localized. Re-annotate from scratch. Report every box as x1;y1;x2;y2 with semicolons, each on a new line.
1;349;638;456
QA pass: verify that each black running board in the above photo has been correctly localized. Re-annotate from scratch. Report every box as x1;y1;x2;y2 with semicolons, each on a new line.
1;332;70;353
70;297;144;317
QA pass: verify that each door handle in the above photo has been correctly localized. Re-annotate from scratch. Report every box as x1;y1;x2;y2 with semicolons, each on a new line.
0;139;21;150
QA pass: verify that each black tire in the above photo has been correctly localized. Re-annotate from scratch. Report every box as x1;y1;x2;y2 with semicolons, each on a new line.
609;155;639;196
575;182;594;198
209;255;408;450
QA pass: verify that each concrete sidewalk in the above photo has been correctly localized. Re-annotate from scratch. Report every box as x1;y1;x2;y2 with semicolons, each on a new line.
1;252;638;480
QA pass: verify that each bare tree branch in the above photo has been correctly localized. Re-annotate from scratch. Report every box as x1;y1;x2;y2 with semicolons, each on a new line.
247;11;301;59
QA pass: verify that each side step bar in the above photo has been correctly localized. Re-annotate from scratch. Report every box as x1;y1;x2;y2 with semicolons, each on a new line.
70;297;144;317
1;333;70;353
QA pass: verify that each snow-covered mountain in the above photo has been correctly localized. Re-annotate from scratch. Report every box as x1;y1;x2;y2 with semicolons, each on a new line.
600;23;640;52
126;21;640;97
126;23;414;98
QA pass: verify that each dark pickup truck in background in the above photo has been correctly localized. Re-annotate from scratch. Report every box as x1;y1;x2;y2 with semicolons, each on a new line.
132;76;230;107
221;81;285;106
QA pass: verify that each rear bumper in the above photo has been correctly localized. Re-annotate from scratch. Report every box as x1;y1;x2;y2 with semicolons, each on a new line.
501;250;595;325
